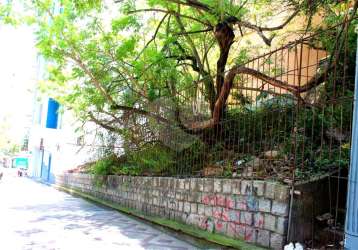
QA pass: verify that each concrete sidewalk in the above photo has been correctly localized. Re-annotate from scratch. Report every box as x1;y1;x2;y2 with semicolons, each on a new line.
0;175;216;250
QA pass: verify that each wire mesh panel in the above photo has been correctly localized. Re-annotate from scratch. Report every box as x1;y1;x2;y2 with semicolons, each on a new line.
168;20;355;247
72;18;357;249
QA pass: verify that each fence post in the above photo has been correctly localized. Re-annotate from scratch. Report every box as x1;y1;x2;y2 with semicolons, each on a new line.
345;32;358;249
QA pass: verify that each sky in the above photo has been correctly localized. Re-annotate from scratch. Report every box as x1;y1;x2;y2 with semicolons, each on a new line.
0;24;38;145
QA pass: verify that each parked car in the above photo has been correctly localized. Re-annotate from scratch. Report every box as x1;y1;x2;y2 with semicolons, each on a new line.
11;156;29;177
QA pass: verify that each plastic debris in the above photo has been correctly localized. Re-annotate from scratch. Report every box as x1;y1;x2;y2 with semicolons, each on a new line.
284;243;295;250
284;242;304;250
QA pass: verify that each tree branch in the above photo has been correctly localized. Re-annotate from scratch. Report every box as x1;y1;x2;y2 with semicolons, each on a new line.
226;9;300;46
174;28;213;36
128;8;211;27
166;0;212;13
110;104;171;124
135;13;169;60
174;14;216;112
88;112;119;132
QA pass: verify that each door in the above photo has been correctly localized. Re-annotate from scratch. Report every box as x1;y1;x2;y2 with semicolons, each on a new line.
40;151;51;182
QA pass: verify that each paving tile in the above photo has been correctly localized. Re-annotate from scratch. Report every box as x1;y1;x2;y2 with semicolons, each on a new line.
0;177;212;250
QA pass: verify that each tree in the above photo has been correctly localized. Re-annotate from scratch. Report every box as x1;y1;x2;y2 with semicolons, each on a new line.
8;0;357;145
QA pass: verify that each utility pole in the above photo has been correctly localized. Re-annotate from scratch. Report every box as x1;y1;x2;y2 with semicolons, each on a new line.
345;32;358;249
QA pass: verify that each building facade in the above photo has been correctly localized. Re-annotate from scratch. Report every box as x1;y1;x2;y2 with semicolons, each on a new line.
27;0;96;182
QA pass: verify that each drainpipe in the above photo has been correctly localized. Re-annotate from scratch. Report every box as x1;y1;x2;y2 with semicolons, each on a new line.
345;33;358;249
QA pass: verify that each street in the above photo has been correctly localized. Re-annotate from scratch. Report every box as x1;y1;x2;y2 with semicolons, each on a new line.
0;173;210;250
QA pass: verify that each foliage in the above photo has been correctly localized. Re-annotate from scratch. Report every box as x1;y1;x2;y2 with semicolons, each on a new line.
173;140;206;176
91;144;175;177
3;0;356;179
91;154;121;176
126;144;175;175
6;0;351;132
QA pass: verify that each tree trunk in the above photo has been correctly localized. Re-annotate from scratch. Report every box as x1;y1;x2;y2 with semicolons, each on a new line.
214;22;235;120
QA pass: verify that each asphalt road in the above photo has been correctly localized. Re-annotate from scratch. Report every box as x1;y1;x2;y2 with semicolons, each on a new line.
0;171;216;250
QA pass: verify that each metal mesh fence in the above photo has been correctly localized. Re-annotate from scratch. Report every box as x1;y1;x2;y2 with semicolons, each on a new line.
72;18;357;248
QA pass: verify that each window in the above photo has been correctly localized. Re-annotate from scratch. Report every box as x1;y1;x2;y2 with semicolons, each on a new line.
46;98;60;129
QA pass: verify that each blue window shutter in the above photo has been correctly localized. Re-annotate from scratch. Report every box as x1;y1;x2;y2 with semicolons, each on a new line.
46;98;60;129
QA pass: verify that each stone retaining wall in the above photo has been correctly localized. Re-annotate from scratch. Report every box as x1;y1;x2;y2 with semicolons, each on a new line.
56;174;291;249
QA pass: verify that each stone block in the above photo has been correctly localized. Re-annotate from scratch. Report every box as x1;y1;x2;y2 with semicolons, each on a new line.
241;180;252;195
168;190;175;199
188;192;201;203
160;198;167;208
204;179;214;193
258;198;271;213
202;194;216;206
206;217;215;233
227;222;237;237
270;233;285;250
184;179;190;190
178;201;184;212
169;178;175;189
235;195;248;210
153;190;159;196
225;195;235;209
277;217;288;235
272;201;288;216
190;178;200;192
214;179;223;193
175;191;183;201
186;214;200;226
198;178;204;192
231;179;241;195
265;182;276;199
246;195;259;211
178;179;185;190
222;180;232;193
236;224;246;239
190;203;198;214
240;211;253;226
264;214;276;231
181;212;189;222
146;177;153;187
162;177;169;187
256;229;270;247
198;204;205;215
275;184;290;201
153;196;158;205
184;202;191;213
216;194;226;207
181;192;188;201
214;220;227;235
227;209;240;224
213;206;223;220
253;181;265;196
168;200;177;210
204;205;213;217
244;227;256;243
175;179;181;189
254;212;264;229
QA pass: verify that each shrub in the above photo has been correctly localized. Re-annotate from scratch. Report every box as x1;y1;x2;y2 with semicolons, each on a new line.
126;144;174;175
91;154;120;176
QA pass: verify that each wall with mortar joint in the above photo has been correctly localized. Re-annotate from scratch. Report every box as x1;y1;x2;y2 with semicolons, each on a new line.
56;174;291;249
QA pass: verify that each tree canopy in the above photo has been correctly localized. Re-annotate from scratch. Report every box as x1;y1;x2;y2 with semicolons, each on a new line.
2;0;356;146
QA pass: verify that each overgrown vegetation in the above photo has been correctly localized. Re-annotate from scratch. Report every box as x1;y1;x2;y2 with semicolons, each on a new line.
3;0;357;180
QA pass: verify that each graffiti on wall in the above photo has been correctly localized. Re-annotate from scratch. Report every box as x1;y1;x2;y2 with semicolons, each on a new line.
199;181;260;241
